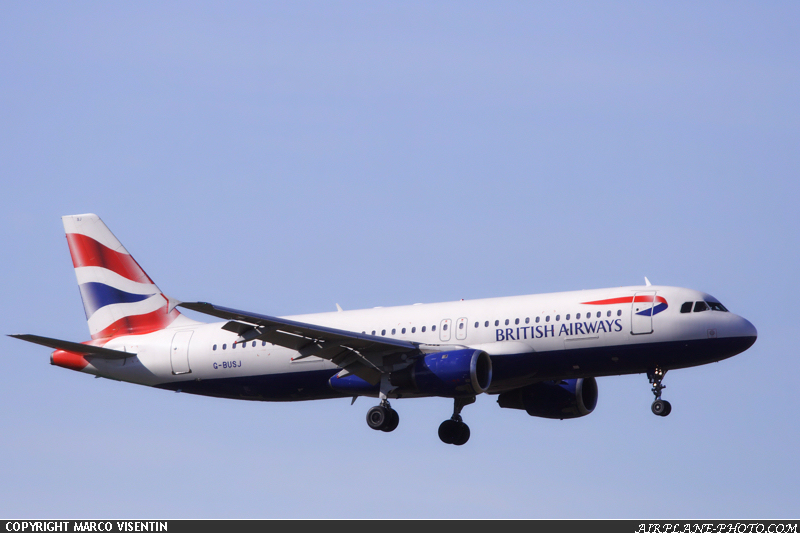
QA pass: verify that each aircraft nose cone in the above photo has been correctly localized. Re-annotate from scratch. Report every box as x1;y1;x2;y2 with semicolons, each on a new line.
739;316;757;340
730;315;757;354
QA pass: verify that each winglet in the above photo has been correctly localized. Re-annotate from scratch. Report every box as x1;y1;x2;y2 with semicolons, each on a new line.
645;277;652;286
336;303;343;312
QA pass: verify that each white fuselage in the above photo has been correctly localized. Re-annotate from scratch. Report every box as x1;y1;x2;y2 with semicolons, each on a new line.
72;285;757;401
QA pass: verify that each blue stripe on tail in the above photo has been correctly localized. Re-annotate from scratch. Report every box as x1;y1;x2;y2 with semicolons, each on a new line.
78;282;157;318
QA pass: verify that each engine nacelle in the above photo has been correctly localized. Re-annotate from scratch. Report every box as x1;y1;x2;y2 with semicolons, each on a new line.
497;377;598;419
390;349;493;397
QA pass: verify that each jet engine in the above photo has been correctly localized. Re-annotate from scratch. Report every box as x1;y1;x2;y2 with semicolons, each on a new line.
389;349;492;397
497;377;598;419
328;349;492;397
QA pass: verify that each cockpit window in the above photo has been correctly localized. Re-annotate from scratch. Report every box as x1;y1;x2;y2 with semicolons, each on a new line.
707;301;728;312
680;302;692;313
694;301;709;312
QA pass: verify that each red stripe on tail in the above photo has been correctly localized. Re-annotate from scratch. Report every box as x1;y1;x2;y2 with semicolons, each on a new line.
66;233;154;284
92;304;181;340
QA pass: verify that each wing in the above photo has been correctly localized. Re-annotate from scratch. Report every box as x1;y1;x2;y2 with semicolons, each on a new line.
179;302;419;385
9;334;135;359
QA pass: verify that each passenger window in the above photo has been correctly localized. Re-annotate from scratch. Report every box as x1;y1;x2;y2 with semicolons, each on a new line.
381;329;386;336
505;319;509;326
680;302;693;313
392;329;396;335
459;322;464;329
262;341;266;346
607;311;611;317
213;344;217;351
576;313;581;319
617;310;622;316
412;327;416;333
525;317;530;324
422;326;426;333
546;316;550;322
694;301;709;312
556;315;560;321
442;324;448;331
474;322;479;328
371;330;376;335
536;317;540;323
232;343;236;349
597;312;602;318
432;325;436;332
566;314;570;320
515;318;519;325
495;320;499;326
223;344;227;350
402;328;406;334
485;321;489;327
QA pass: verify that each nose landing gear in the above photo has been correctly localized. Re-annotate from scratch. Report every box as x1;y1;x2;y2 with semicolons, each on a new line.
648;367;672;417
438;396;475;445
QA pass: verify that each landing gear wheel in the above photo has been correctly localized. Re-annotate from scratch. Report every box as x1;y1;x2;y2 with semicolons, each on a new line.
366;405;389;430
651;399;672;417
452;423;470;446
367;405;399;431
438;417;470;445
438;419;459;444
439;397;476;445
382;408;400;432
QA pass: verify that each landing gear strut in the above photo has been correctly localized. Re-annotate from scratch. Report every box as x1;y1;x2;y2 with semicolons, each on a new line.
648;367;672;417
367;400;399;432
439;396;474;445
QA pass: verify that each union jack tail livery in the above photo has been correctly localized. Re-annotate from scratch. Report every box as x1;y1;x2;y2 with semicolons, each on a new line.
63;214;181;340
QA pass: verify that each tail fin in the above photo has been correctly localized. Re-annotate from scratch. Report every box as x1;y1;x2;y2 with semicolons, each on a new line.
63;214;181;340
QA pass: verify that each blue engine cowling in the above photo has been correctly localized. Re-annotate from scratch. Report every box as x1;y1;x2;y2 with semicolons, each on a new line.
329;349;492;397
496;378;598;419
390;349;492;397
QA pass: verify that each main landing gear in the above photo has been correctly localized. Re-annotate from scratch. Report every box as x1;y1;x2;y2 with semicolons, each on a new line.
366;400;399;432
438;396;475;446
648;367;672;417
367;376;400;432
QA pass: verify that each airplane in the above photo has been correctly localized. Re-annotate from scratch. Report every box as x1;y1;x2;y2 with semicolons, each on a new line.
10;214;758;445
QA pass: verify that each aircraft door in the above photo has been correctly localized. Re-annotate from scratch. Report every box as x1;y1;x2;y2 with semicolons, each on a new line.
170;330;193;375
439;319;452;342
455;318;468;341
631;291;656;335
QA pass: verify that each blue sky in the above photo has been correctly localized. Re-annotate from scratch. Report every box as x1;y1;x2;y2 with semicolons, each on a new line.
1;2;797;518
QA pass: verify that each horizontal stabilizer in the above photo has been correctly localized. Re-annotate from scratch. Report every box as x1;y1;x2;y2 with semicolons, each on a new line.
9;334;135;359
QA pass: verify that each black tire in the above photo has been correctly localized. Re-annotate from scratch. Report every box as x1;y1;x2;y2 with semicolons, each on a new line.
382;408;400;432
367;405;388;430
452;423;470;446
651;399;666;416
661;400;672;417
438;419;459;444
